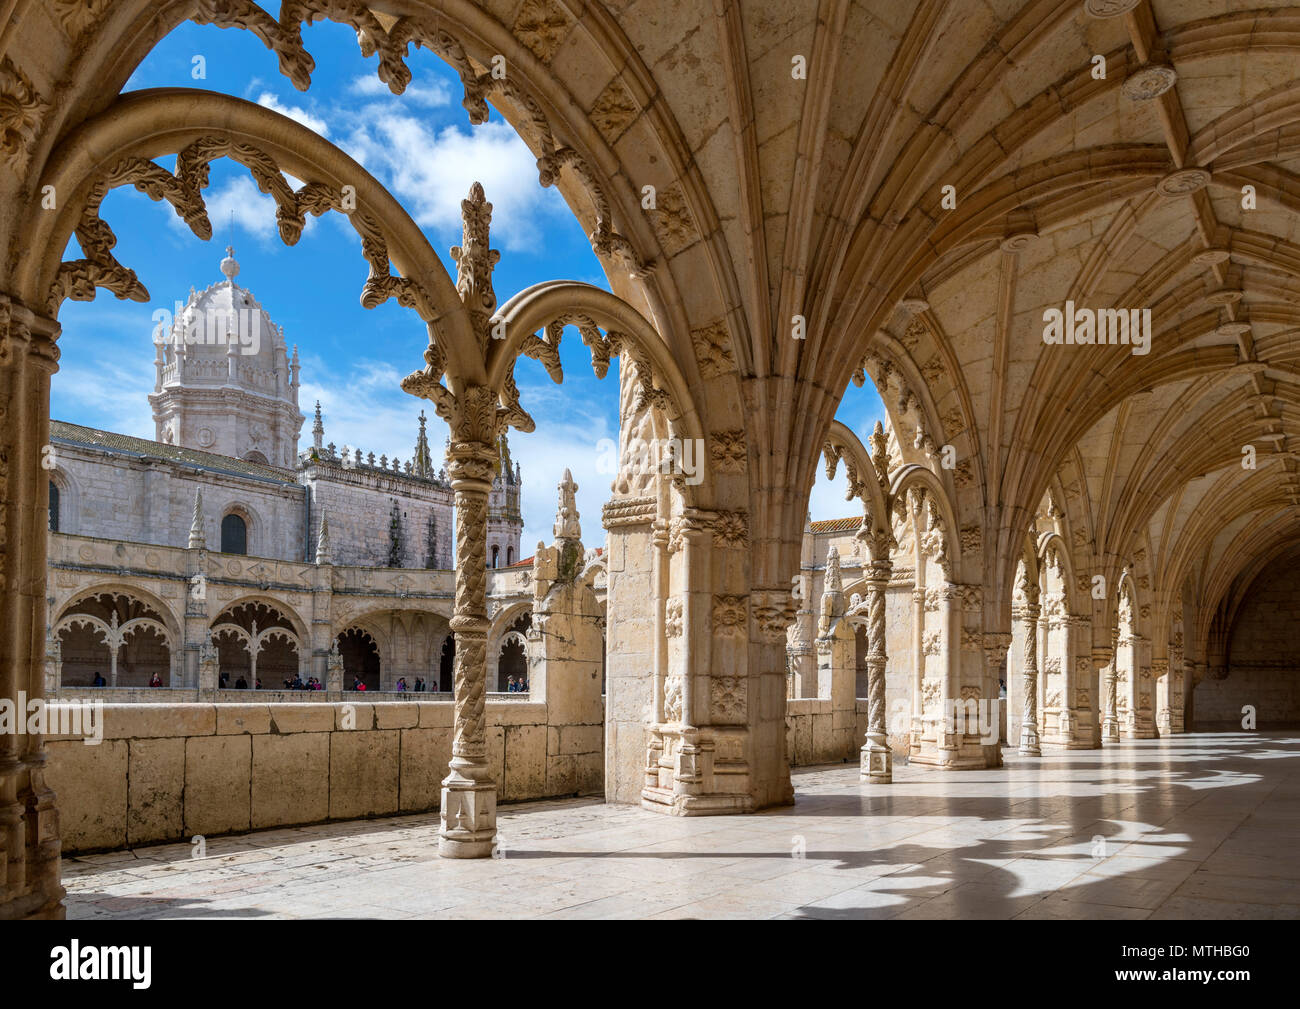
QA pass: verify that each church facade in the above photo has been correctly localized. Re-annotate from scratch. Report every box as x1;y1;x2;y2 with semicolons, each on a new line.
45;252;525;693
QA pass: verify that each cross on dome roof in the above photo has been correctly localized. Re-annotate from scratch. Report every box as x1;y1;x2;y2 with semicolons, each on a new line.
220;245;240;281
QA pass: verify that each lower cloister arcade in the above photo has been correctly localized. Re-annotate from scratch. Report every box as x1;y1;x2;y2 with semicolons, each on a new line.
4;1;1300;921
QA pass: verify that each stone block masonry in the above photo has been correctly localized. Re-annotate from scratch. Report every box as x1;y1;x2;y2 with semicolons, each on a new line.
45;698;604;853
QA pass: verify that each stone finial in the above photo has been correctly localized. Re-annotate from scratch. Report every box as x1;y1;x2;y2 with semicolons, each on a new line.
199;627;217;663
868;419;889;483
220;245;239;281
413;410;432;478
316;509;331;565
825;544;842;592
554;467;581;541
450;181;500;332
312;400;324;450
187;488;205;549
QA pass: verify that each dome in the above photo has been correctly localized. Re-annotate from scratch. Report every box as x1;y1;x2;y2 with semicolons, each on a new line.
163;247;287;384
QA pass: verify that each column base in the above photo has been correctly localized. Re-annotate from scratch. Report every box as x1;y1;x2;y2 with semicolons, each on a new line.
1018;722;1040;756
1101;719;1120;743
438;760;496;859
860;733;892;783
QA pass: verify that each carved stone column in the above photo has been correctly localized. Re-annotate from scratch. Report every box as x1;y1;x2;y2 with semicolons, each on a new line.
440;433;498;857
860;555;893;783
1099;644;1120;743
982;631;1012;765
0;299;65;918
910;586;925;755
1018;598;1041;756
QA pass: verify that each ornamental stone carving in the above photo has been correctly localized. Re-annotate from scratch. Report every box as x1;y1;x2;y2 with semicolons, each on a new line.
712;594;748;638
691;321;735;378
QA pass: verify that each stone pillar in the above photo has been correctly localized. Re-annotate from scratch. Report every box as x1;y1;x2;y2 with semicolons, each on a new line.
198;629;219;698
672;511;711;797
1153;657;1171;735
326;642;343;693
1018;599;1041;756
0;300;65;918
1097;645;1119;743
184;489;208;690
43;633;61;699
645;518;668;791
860;556;892;783
1169;635;1186;733
440;434;498;857
982;631;1012;766
910;586;925;756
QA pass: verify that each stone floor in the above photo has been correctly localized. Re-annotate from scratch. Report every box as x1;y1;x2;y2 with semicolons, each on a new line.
62;732;1300;919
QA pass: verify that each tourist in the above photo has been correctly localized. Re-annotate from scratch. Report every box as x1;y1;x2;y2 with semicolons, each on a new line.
219;672;228;688
149;672;162;687
235;676;247;689
92;672;105;687
396;677;407;692
413;677;424;692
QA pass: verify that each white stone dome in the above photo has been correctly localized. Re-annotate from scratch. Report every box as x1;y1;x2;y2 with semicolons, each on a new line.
165;247;287;383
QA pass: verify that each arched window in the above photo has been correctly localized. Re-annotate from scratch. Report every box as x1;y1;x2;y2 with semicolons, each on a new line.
221;513;247;555
507;547;514;565
491;545;499;568
48;480;59;532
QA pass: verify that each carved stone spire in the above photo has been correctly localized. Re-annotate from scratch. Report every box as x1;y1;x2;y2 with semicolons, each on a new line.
868;419;889;485
825;544;842;592
312;400;324;451
187;489;205;549
316;509;331;565
450;182;500;339
413;410;432;478
554;468;581;542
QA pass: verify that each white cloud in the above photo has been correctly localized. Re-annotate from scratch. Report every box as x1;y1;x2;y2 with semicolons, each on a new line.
339;114;565;251
256;92;330;137
169;175;278;244
348;74;451;108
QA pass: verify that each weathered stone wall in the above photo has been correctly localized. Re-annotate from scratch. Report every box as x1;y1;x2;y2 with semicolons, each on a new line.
303;462;456;569
1194;563;1300;728
786;699;910;768
45;698;602;853
52;442;306;559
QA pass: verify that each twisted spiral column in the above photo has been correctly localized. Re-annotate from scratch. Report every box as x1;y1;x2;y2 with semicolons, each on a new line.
439;439;498;858
1018;602;1041;756
860;558;892;783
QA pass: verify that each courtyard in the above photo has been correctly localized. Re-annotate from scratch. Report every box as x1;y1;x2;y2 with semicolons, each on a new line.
62;734;1300;921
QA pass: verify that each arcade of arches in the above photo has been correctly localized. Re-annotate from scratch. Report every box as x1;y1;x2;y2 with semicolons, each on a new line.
3;0;1300;919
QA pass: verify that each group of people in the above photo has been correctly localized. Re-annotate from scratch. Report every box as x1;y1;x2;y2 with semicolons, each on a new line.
217;672;261;689
388;677;438;692
282;675;324;690
505;676;529;692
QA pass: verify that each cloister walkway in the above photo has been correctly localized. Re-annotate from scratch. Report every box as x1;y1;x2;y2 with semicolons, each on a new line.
63;734;1300;920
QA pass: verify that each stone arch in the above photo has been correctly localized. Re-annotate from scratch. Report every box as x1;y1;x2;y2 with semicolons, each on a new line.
336;627;381;692
27;88;479;383
489;280;714;506
211;596;307;686
53;589;176;688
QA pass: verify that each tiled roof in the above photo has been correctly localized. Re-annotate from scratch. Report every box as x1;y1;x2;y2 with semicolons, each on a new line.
809;516;861;533
50;420;299;485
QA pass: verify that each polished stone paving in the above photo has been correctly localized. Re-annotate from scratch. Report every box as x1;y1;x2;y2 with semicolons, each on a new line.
63;733;1300;919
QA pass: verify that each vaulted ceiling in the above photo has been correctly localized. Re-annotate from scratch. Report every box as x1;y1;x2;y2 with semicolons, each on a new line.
4;0;1297;627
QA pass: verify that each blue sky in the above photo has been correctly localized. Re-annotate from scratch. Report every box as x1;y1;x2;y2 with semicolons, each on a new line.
51;16;884;550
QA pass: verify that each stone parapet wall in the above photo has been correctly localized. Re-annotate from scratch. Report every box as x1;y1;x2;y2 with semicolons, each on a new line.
786;698;907;767
45;698;600;853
